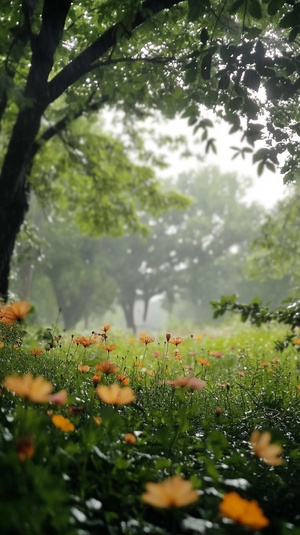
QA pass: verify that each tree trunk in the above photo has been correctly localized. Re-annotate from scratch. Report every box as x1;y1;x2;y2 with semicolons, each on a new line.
121;300;136;333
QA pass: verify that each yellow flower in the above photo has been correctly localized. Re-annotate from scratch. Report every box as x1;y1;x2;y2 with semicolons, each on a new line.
3;373;53;403
250;430;283;465
142;475;198;508
219;492;269;530
96;383;135;405
0;301;32;324
51;414;75;432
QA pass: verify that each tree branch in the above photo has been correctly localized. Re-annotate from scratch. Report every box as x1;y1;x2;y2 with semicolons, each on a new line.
47;0;184;104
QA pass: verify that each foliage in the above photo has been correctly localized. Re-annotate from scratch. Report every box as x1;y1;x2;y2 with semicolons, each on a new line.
1;315;300;534
211;293;300;350
246;184;300;290
1;0;300;298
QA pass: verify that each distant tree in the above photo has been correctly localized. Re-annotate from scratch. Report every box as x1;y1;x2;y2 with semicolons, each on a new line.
13;204;117;330
246;184;300;297
101;167;273;328
1;0;300;300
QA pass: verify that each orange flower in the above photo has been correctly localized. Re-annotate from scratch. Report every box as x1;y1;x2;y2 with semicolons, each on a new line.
51;414;75;432
292;338;300;345
99;324;111;332
117;374;130;385
198;358;210;366
3;373;54;403
194;335;203;341
219;492;269;530
250;430;283;465
96;383;135;405
101;344;116;352
95;360;119;375
237;371;245;377
124;433;137;444
0;341;4;349
77;364;90;373
0;301;32;324
209;351;223;358
166;374;206;391
142;476;198;508
261;361;268;367
139;333;155;345
30;348;43;356
93;416;102;426
73;336;94;347
92;373;101;387
169;336;184;347
16;436;35;461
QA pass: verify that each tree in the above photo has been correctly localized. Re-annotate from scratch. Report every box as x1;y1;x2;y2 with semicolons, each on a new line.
101;167;273;328
246;184;300;295
1;0;299;299
12;204;118;330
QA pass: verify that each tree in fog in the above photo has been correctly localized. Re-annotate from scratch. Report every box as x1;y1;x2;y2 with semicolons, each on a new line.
1;0;299;300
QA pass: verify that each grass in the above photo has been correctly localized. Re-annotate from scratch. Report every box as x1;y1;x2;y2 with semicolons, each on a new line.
0;317;300;535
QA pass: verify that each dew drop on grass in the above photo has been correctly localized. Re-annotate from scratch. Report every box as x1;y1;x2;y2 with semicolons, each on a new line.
224;477;249;490
86;498;102;511
71;507;87;523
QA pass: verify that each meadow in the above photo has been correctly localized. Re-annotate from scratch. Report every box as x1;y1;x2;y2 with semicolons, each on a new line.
0;302;300;535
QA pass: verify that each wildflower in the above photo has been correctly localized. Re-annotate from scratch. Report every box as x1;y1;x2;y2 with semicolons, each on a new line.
93;416;102;426
219;492;269;530
117;374;130;385
67;405;85;414
0;301;32;324
92;373;101;387
51;414;75;432
141;475;198;508
237;371;245;377
153;350;160;357
3;373;53;403
272;358;280;364
0;341;4;349
124;433;137;444
99;324;111;332
215;407;222;417
166;333;171;342
49;389;68;405
209;351;223;358
261;361;268;367
166;374;206;391
194;335;203;341
95;360;119;375
96;383;135;405
77;364;90;373
139;333;155;345
292;338;300;345
74;336;94;348
198;358;210;366
16;436;35;461
169;336;184;347
101;344;116;352
250;430;283;465
30;348;43;356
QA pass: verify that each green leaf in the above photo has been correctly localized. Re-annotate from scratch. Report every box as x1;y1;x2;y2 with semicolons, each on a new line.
249;0;262;19
243;69;261;91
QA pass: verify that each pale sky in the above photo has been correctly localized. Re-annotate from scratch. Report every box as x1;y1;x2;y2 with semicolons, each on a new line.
159;116;287;209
